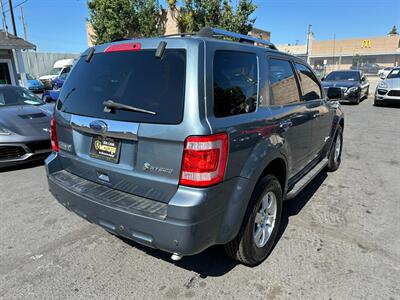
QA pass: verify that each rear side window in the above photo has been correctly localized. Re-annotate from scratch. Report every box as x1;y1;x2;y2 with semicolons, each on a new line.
213;51;258;117
59;49;186;124
268;58;300;105
294;63;322;101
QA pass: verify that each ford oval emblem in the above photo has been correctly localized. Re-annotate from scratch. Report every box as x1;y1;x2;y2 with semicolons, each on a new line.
89;120;107;133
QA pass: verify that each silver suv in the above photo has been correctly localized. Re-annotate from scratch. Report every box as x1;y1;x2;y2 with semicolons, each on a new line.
46;28;344;266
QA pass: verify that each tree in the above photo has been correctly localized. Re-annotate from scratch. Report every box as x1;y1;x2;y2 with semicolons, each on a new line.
388;25;398;35
176;0;256;34
88;0;163;45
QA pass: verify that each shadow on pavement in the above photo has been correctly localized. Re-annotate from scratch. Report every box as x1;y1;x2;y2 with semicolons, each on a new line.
119;172;328;277
0;158;45;173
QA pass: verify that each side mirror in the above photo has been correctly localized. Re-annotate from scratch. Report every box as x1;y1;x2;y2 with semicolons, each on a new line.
379;73;386;80
321;76;325;81
327;87;342;100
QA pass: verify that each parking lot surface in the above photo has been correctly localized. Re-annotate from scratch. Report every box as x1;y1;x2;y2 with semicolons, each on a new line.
1;78;399;300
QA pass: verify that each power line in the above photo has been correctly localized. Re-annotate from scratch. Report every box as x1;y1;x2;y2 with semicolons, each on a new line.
3;0;28;14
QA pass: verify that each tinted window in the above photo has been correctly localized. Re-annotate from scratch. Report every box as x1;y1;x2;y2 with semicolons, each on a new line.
325;71;360;81
387;68;400;79
59;49;186;124
268;58;300;105
294;63;322;101
213;51;258;117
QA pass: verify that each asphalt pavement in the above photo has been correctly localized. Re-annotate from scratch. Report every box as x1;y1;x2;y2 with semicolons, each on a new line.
1;77;399;300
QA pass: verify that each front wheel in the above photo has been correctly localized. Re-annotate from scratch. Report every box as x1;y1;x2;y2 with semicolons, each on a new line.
326;125;343;172
224;175;283;266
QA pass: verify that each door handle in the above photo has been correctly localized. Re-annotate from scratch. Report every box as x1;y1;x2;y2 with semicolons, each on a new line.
313;112;320;119
279;120;293;131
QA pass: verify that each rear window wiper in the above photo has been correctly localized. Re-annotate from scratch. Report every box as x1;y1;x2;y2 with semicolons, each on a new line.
103;100;156;115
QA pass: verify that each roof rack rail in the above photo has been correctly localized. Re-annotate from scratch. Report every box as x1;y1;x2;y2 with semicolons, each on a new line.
162;33;196;38
197;27;277;50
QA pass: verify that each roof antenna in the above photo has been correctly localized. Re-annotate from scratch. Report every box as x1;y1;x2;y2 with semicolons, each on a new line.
155;41;167;59
85;47;95;62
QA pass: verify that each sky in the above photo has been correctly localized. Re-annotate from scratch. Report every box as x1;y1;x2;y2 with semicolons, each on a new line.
1;0;399;53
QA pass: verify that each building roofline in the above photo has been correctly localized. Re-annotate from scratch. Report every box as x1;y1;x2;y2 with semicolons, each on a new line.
0;31;36;50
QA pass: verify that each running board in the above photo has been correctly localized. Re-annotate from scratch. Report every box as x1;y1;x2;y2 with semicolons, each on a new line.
286;158;328;200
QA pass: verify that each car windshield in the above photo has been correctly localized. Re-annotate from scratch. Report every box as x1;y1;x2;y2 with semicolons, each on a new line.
26;74;35;80
49;67;62;75
0;86;43;107
386;69;400;79
58;72;68;80
325;71;360;81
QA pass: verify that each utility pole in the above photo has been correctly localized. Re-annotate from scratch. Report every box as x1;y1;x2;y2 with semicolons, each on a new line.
332;33;336;71
8;0;17;36
0;1;9;37
306;24;312;64
20;6;27;40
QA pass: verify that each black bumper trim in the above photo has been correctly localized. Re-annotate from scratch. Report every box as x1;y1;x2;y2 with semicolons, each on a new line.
50;170;167;220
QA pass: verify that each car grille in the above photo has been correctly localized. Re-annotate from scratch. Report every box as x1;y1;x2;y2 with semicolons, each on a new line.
0;146;26;160
388;90;400;97
26;140;51;153
377;89;388;95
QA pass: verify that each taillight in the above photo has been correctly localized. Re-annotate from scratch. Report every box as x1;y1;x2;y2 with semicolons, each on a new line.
50;116;59;152
104;42;141;53
180;133;228;187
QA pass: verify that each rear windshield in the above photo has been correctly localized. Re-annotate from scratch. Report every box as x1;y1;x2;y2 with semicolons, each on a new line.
59;49;186;124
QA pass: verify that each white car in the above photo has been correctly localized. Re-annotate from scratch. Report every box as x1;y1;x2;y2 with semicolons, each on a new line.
378;67;393;79
375;67;400;106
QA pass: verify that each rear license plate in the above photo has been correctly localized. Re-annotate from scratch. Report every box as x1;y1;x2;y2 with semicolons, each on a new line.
90;136;121;163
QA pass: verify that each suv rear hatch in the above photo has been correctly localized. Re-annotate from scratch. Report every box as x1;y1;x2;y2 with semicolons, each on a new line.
54;43;187;203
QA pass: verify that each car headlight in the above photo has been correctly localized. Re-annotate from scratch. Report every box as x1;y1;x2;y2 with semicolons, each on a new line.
379;81;388;89
0;127;13;135
347;86;358;93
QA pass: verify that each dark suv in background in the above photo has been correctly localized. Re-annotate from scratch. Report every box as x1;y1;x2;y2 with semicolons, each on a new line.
46;28;344;266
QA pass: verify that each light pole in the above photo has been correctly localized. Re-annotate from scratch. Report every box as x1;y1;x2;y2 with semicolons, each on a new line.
306;24;312;64
0;1;8;37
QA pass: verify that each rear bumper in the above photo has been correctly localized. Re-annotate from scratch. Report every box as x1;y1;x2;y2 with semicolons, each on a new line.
46;152;253;256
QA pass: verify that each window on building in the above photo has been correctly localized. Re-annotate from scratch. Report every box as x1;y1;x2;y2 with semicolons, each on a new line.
213;51;258;117
294;63;322;101
268;58;300;105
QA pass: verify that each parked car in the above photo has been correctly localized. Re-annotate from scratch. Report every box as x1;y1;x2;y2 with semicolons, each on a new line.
39;58;74;89
321;70;369;104
51;71;68;89
351;62;381;74
41;89;60;102
46;27;344;266
374;67;400;106
26;74;45;93
378;67;393;79
41;72;68;102
0;85;53;168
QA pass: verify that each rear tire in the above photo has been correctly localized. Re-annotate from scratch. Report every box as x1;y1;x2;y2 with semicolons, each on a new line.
326;125;343;172
224;175;282;266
